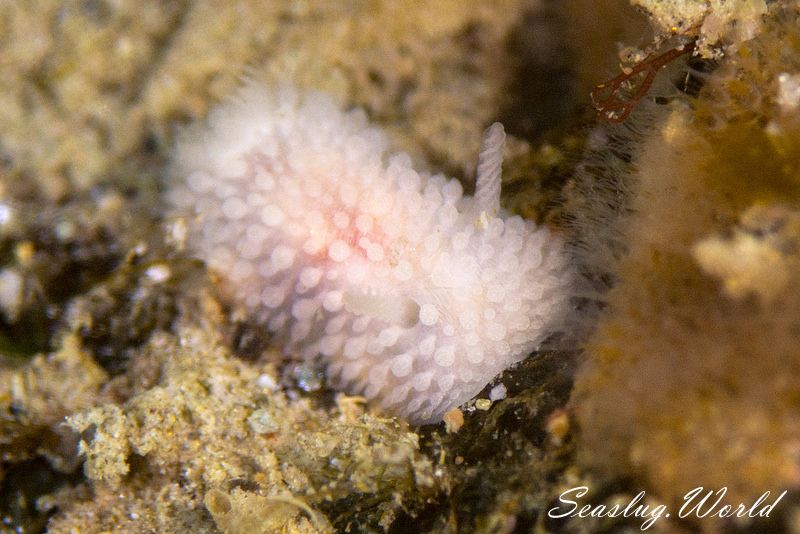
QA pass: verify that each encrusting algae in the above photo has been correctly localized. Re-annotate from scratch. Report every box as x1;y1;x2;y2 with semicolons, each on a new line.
631;0;769;58
59;320;440;532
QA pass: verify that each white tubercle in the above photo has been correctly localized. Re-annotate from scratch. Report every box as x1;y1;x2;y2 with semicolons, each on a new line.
170;82;572;424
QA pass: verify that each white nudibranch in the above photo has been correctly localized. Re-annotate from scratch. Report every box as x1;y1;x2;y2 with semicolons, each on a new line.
169;83;572;424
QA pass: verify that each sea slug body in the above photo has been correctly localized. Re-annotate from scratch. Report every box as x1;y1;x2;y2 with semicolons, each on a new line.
169;83;572;424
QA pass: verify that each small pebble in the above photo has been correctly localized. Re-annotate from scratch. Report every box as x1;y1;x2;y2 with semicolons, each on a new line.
144;264;171;283
256;373;279;391
475;398;492;411
489;383;507;401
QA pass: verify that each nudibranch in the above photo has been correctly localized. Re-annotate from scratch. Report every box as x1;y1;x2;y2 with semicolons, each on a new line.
169;83;572;424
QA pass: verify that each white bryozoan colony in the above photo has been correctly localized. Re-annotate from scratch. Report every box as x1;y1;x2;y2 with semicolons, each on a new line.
169;83;572;424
